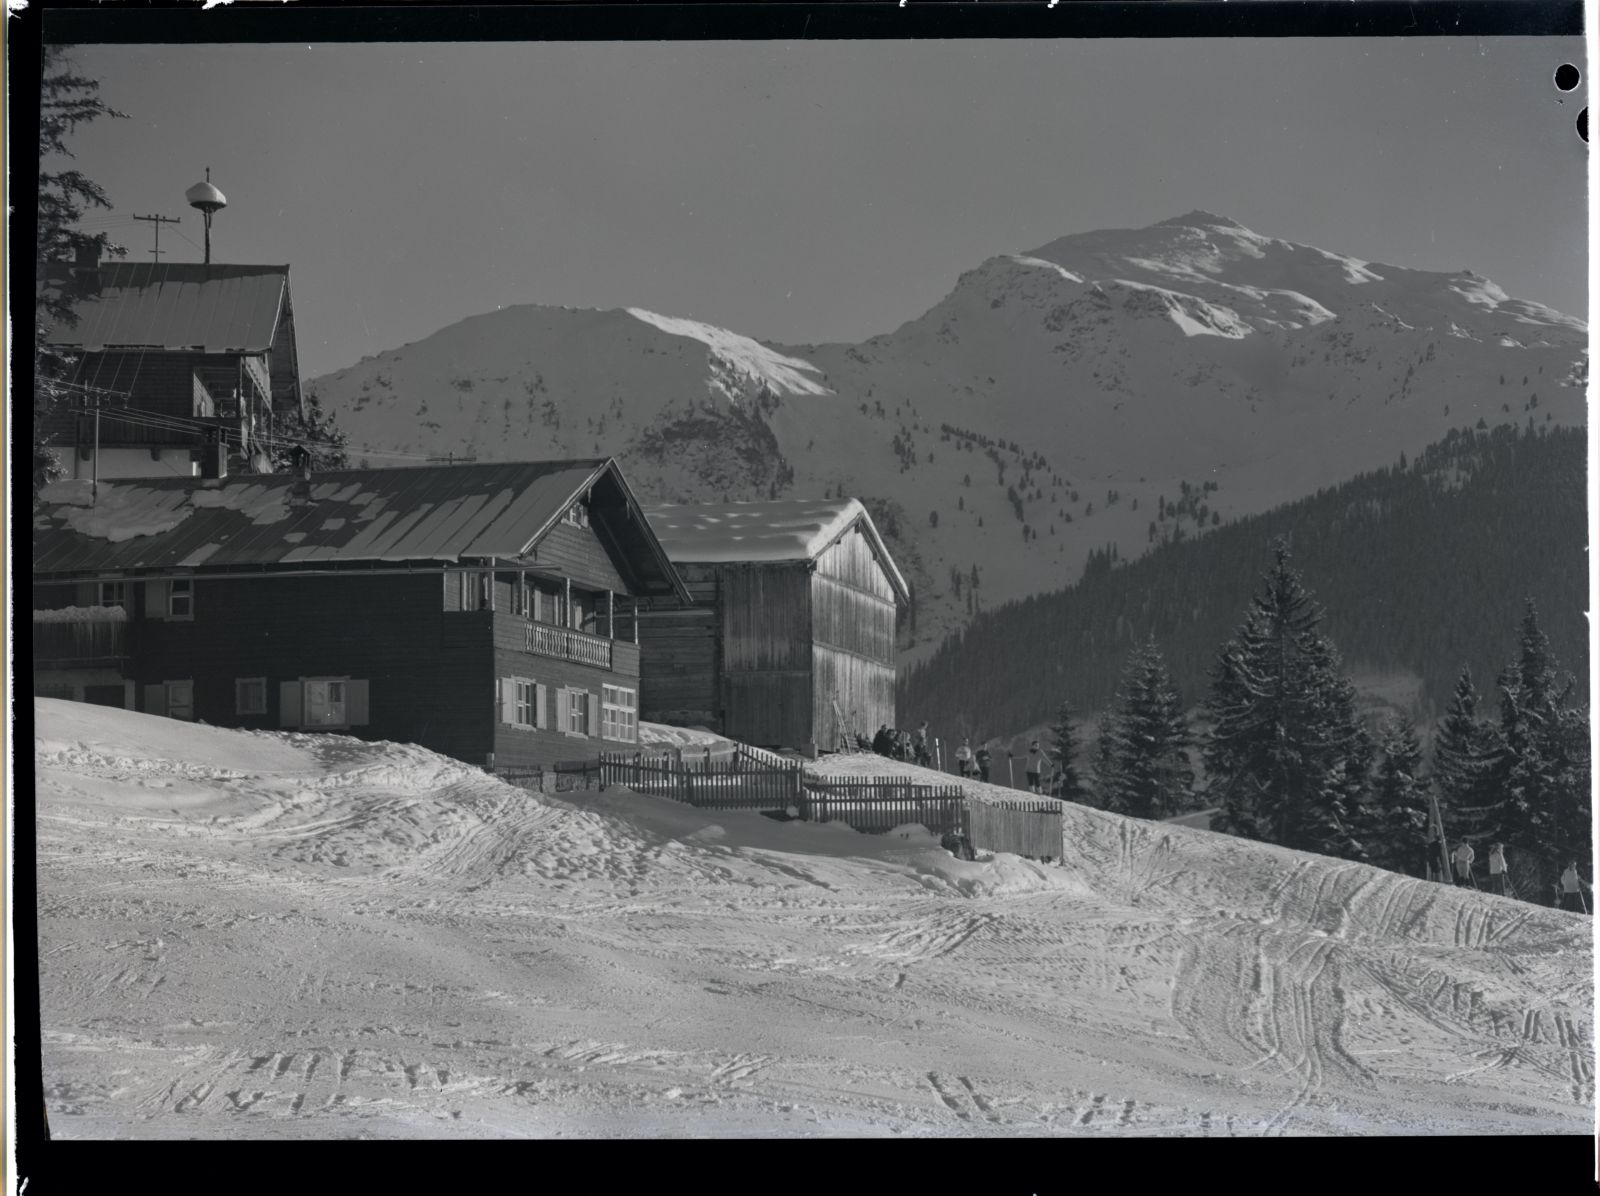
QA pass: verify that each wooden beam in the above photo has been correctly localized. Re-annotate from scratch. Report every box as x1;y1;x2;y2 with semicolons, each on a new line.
608;590;615;640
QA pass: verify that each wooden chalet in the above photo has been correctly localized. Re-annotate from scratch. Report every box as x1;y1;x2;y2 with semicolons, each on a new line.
637;499;911;756
37;251;302;479
32;458;690;768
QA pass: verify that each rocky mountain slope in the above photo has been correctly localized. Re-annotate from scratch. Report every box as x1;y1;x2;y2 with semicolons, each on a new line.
310;212;1587;664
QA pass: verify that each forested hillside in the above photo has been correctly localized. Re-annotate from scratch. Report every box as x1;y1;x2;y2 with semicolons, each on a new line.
899;423;1587;740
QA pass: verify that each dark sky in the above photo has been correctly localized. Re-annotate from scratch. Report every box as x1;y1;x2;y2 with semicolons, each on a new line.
64;37;1588;380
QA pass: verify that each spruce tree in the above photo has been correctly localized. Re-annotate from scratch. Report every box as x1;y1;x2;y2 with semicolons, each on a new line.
1099;637;1194;819
1046;700;1089;805
1203;539;1373;859
1491;600;1591;897
1088;710;1118;811
1430;667;1502;841
1368;718;1431;876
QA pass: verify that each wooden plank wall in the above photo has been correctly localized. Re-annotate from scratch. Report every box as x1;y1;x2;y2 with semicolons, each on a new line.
533;520;629;593
720;564;812;748
637;563;720;728
131;573;495;765
810;525;899;748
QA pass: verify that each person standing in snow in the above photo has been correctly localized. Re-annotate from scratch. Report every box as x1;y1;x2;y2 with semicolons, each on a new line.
872;724;893;757
955;737;974;780
1453;841;1476;889
1557;862;1589;913
914;722;932;767
975;744;992;784
897;730;913;762
1487;843;1509;896
1025;740;1047;794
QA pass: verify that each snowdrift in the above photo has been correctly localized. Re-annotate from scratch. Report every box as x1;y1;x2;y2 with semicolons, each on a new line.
34;701;1593;1138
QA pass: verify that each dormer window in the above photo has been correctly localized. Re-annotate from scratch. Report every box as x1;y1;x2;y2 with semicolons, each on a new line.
564;502;589;529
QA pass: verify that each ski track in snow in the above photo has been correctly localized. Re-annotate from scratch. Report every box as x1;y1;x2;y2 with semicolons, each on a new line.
34;702;1593;1138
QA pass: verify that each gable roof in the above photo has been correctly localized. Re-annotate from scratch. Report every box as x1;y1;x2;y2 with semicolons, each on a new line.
40;262;291;354
643;498;910;605
33;459;690;600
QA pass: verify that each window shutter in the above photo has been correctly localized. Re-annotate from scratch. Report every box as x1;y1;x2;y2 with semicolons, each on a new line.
144;683;168;718
499;678;518;726
279;681;302;727
145;580;169;619
587;691;601;739
348;680;370;726
535;683;548;731
554;687;569;733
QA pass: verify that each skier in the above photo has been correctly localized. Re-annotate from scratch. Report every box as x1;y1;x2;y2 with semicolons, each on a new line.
1453;840;1477;889
898;730;914;762
1487;843;1509;896
1557;862;1589;913
975;744;992;784
1025;740;1047;795
955;737;974;780
914;722;932;768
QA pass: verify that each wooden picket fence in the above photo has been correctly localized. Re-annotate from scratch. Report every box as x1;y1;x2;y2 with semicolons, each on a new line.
800;779;967;836
597;747;804;810
967;797;1064;860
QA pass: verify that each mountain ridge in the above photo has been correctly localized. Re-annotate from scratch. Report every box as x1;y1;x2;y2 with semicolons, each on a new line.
308;212;1587;664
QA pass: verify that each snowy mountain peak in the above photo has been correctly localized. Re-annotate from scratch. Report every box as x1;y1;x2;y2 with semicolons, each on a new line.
1154;209;1249;230
624;308;831;398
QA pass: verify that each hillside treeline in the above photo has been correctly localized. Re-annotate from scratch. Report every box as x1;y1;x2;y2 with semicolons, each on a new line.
900;423;1587;739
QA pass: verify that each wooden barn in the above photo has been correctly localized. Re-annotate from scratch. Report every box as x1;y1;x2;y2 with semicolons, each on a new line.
32;458;689;769
637;499;911;755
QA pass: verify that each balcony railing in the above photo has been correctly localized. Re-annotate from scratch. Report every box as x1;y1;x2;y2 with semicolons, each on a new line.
35;612;129;668
525;621;613;669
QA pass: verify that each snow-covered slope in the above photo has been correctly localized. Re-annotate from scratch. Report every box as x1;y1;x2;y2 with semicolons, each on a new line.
311;213;1587;664
36;701;1592;1137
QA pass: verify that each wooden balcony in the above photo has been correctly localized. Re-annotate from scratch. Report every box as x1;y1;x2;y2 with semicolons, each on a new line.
35;613;129;668
524;621;613;669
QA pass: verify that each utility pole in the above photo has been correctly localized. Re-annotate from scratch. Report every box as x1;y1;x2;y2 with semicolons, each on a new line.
132;213;181;263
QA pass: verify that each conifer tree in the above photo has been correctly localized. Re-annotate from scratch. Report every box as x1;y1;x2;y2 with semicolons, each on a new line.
1430;667;1502;841
1203;539;1373;858
1490;600;1591;896
1088;710;1118;811
1368;718;1431;876
1046;700;1089;805
1098;637;1193;819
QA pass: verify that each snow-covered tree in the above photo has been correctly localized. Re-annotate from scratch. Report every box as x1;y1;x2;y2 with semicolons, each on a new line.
1203;539;1373;859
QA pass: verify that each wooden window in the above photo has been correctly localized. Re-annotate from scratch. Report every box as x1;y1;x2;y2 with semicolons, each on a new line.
236;677;267;715
601;685;637;743
168;578;194;621
566;688;590;736
499;677;538;729
98;581;126;608
165;680;195;722
564;502;589;529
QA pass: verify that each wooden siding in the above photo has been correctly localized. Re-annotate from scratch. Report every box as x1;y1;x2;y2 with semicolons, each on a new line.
129;573;495;765
637;563;721;729
812;645;896;749
724;671;812;750
718;564;812;748
637;607;719;728
720;565;810;672
532;520;628;594
810;574;896;663
814;524;896;602
490;617;640;768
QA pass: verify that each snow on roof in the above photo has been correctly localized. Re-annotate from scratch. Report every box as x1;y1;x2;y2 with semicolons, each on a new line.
644;498;910;603
625;308;831;397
